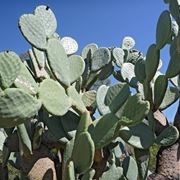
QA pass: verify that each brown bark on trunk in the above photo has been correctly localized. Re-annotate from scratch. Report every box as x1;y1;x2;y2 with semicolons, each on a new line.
148;102;180;180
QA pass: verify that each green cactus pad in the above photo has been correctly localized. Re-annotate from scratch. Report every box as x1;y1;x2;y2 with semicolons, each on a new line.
156;10;171;49
165;51;180;78
96;85;111;115
65;161;75;180
122;156;138;180
72;132;95;174
14;63;38;95
34;5;57;37
145;44;160;82
98;62;114;80
120;94;150;126
67;85;86;113
0;88;41;128
61;36;78;55
105;83;130;113
32;122;44;150
155;125;179;146
46;38;70;87
121;62;135;83
169;1;180;23
0;130;6;151
134;149;150;180
39;79;71;116
90;113;119;149
43;112;69;143
82;90;96;107
170;74;180;87
100;164;124;180
19;14;47;49
112;48;125;67
119;123;155;149
91;48;111;71
154;75;168;110
122;36;135;50
82;43;98;60
76;111;91;138
17;124;32;157
0;51;21;89
82;169;95;180
160;87;179;110
32;47;46;68
60;110;80;139
69;55;85;84
135;59;146;83
62;138;74;178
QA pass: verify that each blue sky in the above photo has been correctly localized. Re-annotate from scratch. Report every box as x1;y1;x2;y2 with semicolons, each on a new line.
0;0;178;122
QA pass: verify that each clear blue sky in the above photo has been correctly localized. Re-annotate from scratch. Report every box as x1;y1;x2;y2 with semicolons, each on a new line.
0;0;178;122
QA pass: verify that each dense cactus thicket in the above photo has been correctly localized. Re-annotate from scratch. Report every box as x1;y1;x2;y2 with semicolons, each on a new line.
0;0;180;179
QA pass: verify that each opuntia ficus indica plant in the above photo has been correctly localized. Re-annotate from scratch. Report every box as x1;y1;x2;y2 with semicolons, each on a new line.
0;0;180;179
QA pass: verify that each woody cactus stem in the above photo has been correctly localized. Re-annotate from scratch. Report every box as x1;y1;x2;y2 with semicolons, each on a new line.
148;101;180;180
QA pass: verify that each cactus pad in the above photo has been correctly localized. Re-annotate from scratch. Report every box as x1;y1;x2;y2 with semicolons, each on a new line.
145;44;160;82
34;5;57;37
82;43;98;60
119;123;155;149
0;51;21;89
122;156;138;180
91;48;111;71
46;38;70;86
90;113;119;149
14;63;38;95
112;48;125;67
69;55;85;84
72;132;95;173
120;94;150;126
154;75;168;110
156;125;179;146
156;10;171;49
39;79;71;116
19;14;47;49
61;37;78;55
0;88;41;127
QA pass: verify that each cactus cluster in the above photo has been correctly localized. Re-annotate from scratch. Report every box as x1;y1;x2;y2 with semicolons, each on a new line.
0;1;180;180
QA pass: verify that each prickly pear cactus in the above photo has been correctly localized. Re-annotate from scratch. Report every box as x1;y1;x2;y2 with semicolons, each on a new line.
0;1;180;180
